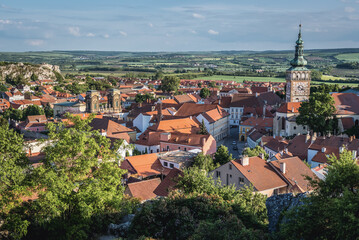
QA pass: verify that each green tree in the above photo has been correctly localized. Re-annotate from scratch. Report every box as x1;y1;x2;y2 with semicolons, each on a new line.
310;70;323;81
44;103;54;118
199;87;211;98
192;153;218;172
135;93;154;103
28;114;129;239
160;76;180;93
22;105;45;120
209;81;216;88
2;107;23;121
243;146;268;159
0;123;31;239
0;84;8;92
198;119;208;135
214;145;233;165
279;149;359;240
30;73;38;82
296;92;336;135
197;82;202;88
152;71;164;80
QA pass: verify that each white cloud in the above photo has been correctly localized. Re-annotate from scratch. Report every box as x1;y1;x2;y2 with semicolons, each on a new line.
0;19;12;24
345;7;355;12
120;31;127;37
86;32;95;37
68;26;81;37
192;13;205;19
208;29;219;35
148;22;153;28
190;30;197;34
26;39;44;46
103;34;110;38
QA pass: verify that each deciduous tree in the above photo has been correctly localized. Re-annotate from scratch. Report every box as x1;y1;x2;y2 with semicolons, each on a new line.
296;92;336;135
199;87;210;98
160;76;180;93
214;145;233;165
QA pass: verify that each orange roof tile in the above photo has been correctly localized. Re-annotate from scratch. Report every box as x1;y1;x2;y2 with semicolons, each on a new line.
277;102;301;113
125;178;161;201
231;157;287;191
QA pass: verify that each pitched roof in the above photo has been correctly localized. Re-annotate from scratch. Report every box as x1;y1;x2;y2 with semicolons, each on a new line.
277;102;301;113
219;96;232;108
229;94;263;108
125;178;161;201
241;117;273;128
200;106;229;123
231;157;287;191
269;157;317;192
153;168;183;197
332;92;359;115
122;153;170;178
147;117;200;133
340;117;354;130
174;94;196;104
286;135;313;160
27;115;47;123
90;118;134;135
264;138;288;152
257;92;283;106
163;133;210;147
175;103;218;117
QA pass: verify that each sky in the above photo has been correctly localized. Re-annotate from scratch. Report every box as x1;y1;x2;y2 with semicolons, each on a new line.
1;0;359;52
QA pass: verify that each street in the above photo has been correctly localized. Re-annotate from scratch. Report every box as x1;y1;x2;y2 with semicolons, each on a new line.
217;126;246;159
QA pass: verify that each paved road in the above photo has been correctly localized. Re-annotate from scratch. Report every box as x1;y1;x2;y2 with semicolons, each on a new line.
217;127;245;159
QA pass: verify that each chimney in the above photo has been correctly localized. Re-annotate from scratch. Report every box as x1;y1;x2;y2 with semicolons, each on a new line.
280;162;286;174
255;92;259;97
160;132;171;142
259;153;265;159
321;147;326;153
240;156;249;166
201;137;206;146
263;104;266;117
157;102;162;122
291;107;295;113
305;133;310;143
311;132;317;144
339;146;345;153
352;150;357;159
284;148;288;154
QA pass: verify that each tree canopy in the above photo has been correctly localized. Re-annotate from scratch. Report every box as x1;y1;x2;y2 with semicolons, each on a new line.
214;145;233;165
160;76;180;93
279;149;359;240
296;92;337;135
199;87;211;98
243;146;268;159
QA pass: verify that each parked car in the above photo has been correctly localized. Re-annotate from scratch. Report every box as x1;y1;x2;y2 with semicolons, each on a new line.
233;145;238;150
232;141;236;145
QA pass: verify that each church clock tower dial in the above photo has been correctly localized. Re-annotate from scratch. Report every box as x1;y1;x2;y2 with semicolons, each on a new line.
285;24;311;103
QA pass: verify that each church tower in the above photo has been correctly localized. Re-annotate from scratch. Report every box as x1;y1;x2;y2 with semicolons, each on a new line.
285;24;311;102
85;90;100;113
107;88;121;113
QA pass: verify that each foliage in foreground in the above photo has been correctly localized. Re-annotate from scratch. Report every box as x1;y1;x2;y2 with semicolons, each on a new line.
278;149;359;240
243;146;268;159
129;167;268;239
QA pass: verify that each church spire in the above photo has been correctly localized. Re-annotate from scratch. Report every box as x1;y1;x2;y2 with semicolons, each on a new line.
290;24;307;68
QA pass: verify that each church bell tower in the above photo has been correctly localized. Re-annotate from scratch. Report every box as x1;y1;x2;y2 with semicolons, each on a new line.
285;24;311;102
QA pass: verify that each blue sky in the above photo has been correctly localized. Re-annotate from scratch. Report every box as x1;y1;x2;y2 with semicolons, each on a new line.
1;0;359;52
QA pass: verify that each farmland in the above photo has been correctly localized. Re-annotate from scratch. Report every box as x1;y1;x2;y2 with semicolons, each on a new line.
0;48;358;86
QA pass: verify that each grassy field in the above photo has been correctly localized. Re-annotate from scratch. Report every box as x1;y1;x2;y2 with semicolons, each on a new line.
194;75;285;82
193;75;358;87
321;75;346;80
335;53;359;62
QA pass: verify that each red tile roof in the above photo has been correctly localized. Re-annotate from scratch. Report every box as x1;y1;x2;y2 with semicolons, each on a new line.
125;178;161;201
231;157;287;191
277;102;301;113
332;93;359;115
153;168;183;196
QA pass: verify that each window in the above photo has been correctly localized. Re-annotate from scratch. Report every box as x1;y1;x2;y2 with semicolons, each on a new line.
273;189;279;195
293;126;296;130
303;126;306;130
170;163;174;168
157;149;159;153
216;171;221;178
178;147;181;150
150;150;153;153
239;177;244;184
184;147;187;151
167;145;169;151
230;174;232;178
164;162;168;167
229;164;232;170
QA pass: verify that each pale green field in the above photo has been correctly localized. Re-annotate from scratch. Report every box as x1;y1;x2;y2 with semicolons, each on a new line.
194;75;285;82
335;53;359;62
321;75;346;80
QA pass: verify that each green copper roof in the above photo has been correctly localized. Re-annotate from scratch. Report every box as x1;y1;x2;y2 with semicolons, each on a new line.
289;24;307;68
